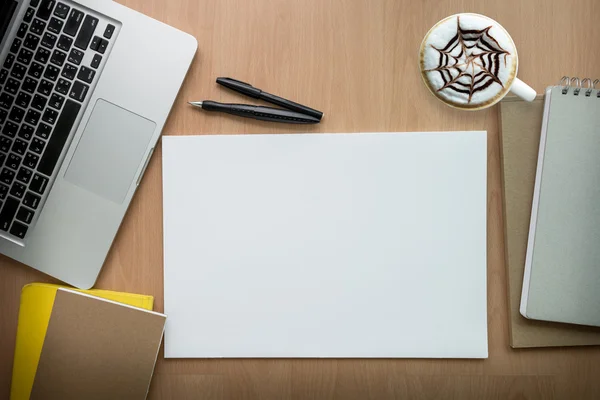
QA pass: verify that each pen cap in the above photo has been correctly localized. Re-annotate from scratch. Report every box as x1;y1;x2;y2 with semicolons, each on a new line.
217;78;262;98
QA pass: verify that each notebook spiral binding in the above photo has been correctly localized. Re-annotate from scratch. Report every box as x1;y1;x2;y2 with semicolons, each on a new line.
559;76;600;97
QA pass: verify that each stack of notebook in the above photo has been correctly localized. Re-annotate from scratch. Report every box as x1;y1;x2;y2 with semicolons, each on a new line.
499;89;600;348
11;283;166;400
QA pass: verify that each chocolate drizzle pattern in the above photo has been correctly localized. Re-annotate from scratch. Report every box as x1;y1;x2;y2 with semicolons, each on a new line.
426;16;511;103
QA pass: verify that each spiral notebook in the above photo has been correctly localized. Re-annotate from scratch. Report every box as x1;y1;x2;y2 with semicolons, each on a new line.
521;77;600;327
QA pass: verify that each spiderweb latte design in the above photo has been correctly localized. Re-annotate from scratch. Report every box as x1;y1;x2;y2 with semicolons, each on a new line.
426;16;511;103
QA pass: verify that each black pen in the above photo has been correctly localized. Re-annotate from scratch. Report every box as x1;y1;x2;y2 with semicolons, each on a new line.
216;77;323;121
188;101;320;124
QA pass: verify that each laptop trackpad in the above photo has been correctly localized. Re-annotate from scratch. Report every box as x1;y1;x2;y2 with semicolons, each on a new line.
65;99;156;204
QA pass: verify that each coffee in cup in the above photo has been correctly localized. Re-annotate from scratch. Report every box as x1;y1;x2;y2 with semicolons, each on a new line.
419;13;535;110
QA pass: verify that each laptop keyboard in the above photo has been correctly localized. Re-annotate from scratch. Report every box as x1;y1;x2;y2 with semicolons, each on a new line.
0;0;116;242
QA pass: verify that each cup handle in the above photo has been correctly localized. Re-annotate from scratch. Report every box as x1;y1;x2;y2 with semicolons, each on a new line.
510;78;536;101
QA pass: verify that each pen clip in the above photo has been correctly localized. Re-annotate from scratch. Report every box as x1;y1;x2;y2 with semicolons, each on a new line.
216;77;262;98
223;78;253;86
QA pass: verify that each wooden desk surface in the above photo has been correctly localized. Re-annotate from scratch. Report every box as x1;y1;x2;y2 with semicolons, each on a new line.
2;0;600;399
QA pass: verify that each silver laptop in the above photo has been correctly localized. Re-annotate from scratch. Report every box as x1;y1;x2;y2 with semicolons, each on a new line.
0;0;196;288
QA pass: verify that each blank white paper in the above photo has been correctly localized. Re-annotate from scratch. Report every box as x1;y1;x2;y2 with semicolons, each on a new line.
162;132;487;358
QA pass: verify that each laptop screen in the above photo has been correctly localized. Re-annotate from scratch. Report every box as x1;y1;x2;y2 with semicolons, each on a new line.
0;0;18;46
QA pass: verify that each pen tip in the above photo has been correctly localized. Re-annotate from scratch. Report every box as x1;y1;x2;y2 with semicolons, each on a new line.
188;101;203;107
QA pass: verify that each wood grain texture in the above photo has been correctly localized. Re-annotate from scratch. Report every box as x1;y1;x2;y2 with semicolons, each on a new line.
1;0;600;398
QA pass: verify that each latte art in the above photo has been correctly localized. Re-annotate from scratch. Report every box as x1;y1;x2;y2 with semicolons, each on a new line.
420;14;518;109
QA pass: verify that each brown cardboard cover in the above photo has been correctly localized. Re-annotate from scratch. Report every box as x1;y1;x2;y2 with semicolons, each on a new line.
30;288;166;399
499;95;600;348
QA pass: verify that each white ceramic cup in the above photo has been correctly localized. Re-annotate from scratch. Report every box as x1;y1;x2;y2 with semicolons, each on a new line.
419;13;536;110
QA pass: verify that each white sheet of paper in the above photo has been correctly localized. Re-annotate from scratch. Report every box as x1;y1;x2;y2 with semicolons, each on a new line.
162;132;488;358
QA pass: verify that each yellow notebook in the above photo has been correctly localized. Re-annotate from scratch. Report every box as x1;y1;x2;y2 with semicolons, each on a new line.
10;283;154;400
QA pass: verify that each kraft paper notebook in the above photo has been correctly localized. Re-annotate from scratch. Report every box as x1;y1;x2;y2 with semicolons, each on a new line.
163;132;488;358
520;80;600;327
31;288;166;400
26;288;165;400
499;94;600;347
10;283;154;400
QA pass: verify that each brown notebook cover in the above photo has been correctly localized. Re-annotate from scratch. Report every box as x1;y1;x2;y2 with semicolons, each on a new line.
30;288;166;400
499;95;600;348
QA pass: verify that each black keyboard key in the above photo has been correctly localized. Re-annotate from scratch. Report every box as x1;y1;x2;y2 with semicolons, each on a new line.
90;53;101;69
50;49;66;66
16;92;32;108
0;136;12;153
24;7;35;23
35;122;51;139
10;182;26;198
97;38;108;54
61;63;77;80
12;138;27;155
10;38;21;54
0;152;4;167
29;138;45;154
77;66;95;83
10;221;28;239
24;109;41;125
0;168;15;185
32;94;47;111
31;0;41;6
9;106;25;123
30;173;47;193
0;93;14;109
4;53;15;69
0;196;19;231
24;153;39;170
37;78;53;95
104;24;115;39
34;47;50;63
23;192;41;210
75;15;98;50
0;69;8;85
48;17;63;34
17;22;28;39
57;34;72;51
5;78;20;94
90;35;100;51
6;154;21;170
28;61;44;79
49;93;64;109
55;77;70;95
11;63;27;80
54;2;69;19
23;34;39;51
18;124;34;140
16;206;34;224
43;64;59;81
1;3;16;40
67;48;83;65
16;167;33;184
42;108;57;124
30;18;46;35
0;109;6;124
41;32;58;49
36;0;56;20
69;80;87;102
38;100;80;176
2;122;18;137
22;77;38;93
0;125;9;142
17;48;34;65
23;191;40;209
63;9;83;36
0;184;7;200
